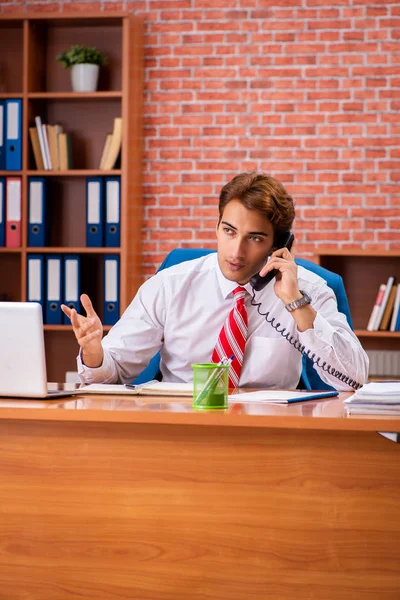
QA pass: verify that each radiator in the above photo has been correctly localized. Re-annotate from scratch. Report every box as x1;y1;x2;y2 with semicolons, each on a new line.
367;351;400;377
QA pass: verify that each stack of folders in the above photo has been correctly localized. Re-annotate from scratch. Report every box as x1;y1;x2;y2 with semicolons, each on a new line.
86;176;120;247
99;117;122;170
0;98;22;171
27;254;120;327
345;381;400;415
27;255;80;325
0;177;22;248
367;276;400;332
30;116;72;170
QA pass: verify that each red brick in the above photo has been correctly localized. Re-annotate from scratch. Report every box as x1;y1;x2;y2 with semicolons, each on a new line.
351;232;375;242
317;173;339;183
340;220;363;230
306;232;350;241
317;221;338;230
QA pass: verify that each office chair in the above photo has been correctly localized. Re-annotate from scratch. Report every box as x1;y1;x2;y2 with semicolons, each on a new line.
133;248;353;391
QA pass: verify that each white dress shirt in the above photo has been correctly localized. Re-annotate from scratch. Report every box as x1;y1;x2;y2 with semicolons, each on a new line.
78;253;369;390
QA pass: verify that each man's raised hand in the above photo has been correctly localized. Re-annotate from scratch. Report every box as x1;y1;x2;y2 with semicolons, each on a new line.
61;293;104;368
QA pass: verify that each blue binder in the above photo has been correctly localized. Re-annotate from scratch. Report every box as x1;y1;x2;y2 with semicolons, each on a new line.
103;255;120;325
86;177;104;247
63;255;81;324
0;178;5;247
27;254;45;314
0;101;5;170
45;255;63;325
5;99;22;171
105;176;120;247
28;177;47;247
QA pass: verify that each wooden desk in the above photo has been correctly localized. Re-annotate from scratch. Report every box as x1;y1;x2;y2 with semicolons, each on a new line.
0;391;399;600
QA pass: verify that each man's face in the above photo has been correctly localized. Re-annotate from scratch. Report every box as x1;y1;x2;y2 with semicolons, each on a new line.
216;200;275;284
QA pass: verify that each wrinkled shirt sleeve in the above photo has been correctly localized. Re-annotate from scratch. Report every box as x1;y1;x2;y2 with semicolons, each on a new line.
298;280;369;391
77;274;167;384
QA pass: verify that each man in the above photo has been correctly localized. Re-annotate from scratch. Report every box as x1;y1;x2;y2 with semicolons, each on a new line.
61;172;368;390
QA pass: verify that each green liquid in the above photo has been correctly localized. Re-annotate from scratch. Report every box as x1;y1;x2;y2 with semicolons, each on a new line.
193;390;227;410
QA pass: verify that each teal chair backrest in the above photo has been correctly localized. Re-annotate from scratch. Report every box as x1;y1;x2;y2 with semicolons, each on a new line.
133;248;353;390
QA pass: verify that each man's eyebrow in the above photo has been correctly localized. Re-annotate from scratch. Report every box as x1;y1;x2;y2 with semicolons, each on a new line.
221;220;270;237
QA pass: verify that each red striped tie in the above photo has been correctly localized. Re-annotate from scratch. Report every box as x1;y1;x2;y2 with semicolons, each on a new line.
211;286;248;390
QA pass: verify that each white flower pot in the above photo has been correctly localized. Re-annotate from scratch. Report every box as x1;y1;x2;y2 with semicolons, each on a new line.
70;63;100;92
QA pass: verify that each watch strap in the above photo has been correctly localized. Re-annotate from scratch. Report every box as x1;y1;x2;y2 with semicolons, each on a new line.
284;290;311;312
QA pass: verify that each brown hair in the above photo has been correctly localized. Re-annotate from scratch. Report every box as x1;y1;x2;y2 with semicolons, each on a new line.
218;172;295;237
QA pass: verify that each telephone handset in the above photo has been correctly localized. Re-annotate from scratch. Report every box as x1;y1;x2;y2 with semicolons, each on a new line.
247;230;362;390
249;231;295;291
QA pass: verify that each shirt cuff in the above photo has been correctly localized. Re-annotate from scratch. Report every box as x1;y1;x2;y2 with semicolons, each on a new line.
77;347;116;383
298;311;336;352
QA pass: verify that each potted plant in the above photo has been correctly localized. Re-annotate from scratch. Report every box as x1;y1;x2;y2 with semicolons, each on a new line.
56;45;108;92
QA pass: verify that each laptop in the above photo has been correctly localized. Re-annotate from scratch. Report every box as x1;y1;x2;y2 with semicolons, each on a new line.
0;301;77;399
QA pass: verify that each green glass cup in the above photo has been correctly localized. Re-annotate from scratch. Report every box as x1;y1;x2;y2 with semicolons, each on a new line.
192;363;230;410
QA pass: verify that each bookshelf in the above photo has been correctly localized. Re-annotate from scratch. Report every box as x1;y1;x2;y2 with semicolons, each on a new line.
314;251;400;351
0;13;144;381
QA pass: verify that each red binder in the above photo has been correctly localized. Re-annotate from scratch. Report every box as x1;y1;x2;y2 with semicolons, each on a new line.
5;177;21;248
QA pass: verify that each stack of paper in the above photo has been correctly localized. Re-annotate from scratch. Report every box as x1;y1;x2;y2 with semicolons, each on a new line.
77;381;193;397
345;381;400;415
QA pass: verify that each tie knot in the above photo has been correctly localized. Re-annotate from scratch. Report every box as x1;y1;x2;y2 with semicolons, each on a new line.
233;286;247;301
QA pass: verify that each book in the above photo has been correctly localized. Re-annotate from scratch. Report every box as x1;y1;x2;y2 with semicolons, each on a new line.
47;125;59;171
34;116;49;170
77;381;193;396
99;133;113;169
379;284;397;330
227;390;338;404
345;381;400;415
55;125;63;170
366;283;386;331
373;276;396;330
346;404;400;416
42;123;53;170
29;127;45;170
102;117;122;170
389;284;400;332
59;133;72;170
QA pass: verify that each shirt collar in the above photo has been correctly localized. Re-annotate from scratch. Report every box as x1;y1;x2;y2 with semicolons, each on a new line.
214;253;254;299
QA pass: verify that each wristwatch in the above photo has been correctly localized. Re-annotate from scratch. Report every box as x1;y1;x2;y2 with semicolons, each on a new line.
284;290;312;312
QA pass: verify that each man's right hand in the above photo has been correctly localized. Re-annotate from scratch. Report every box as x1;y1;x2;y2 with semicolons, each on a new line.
61;293;104;368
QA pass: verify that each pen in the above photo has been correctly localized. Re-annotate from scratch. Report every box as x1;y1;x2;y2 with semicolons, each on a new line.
194;355;234;406
124;379;159;391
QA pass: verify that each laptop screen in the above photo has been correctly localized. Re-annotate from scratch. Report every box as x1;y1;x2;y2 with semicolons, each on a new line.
0;302;49;398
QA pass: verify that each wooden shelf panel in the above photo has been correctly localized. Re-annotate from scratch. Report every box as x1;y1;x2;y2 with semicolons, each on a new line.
316;249;400;258
26;248;121;254
27;170;122;176
28;92;122;99
0;94;23;100
355;330;400;338
1;13;128;21
0;248;23;253
0;170;122;177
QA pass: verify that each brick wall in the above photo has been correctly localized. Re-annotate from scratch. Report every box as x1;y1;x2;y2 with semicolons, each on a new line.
2;0;400;276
